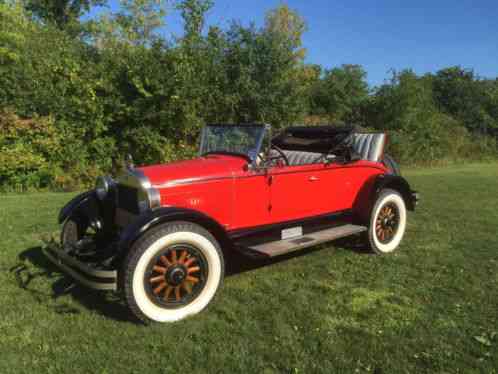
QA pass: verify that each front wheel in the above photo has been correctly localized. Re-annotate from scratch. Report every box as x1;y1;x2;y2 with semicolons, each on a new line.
367;189;407;254
122;221;224;323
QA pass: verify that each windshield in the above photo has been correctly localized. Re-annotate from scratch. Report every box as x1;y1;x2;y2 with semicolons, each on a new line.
199;124;267;162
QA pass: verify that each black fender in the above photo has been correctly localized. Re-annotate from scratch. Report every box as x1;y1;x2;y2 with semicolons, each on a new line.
373;174;418;211
58;190;97;224
117;207;232;255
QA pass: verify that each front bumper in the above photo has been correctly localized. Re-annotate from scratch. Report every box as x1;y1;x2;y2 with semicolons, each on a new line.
43;244;118;291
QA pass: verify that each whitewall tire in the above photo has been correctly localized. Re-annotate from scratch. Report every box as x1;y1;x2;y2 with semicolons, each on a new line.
122;221;224;323
368;189;407;254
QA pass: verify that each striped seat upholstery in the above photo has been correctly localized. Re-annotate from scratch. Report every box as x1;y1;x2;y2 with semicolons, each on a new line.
282;150;324;166
350;133;386;162
273;132;385;165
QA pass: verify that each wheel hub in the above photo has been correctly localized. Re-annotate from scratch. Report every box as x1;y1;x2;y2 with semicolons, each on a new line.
166;265;187;286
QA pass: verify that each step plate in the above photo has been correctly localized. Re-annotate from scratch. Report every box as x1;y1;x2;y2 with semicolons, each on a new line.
245;224;367;258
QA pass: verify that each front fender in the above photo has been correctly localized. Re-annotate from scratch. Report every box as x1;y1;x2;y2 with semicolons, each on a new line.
117;207;231;254
58;190;97;224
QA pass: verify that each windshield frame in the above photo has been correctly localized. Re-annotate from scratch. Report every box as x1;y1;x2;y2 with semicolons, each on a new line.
198;124;269;164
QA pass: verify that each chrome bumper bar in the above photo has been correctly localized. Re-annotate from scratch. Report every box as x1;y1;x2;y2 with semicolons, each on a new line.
43;244;118;291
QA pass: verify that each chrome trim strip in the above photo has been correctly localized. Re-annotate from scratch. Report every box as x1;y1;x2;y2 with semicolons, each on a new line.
152;175;235;189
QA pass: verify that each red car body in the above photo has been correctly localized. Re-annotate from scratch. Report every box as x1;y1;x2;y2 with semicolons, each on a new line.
140;156;387;231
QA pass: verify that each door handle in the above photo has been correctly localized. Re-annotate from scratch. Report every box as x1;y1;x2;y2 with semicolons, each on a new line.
308;176;320;182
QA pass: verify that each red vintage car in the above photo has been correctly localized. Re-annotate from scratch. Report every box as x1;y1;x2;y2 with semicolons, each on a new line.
45;124;418;323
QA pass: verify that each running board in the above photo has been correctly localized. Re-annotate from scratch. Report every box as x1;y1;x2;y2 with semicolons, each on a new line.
240;224;367;258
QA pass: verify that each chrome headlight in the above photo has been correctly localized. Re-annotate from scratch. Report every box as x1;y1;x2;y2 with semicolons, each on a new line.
95;175;113;200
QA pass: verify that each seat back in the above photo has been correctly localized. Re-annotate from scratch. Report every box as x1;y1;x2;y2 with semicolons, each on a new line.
350;133;386;162
282;150;323;166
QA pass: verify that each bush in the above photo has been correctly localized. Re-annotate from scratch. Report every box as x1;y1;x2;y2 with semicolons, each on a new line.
386;116;497;166
0;109;59;190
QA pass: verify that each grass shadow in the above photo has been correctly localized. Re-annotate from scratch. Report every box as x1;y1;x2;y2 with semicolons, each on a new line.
12;234;370;323
12;246;139;324
225;234;371;277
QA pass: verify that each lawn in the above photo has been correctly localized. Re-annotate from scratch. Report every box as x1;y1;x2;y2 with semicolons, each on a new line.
1;163;497;374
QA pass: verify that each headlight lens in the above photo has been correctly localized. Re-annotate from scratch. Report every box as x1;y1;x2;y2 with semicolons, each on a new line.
95;176;112;200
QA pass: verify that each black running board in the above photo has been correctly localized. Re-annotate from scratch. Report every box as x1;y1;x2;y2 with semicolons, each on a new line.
238;224;367;258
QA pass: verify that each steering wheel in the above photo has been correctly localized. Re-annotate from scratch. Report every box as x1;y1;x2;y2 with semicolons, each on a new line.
264;145;289;166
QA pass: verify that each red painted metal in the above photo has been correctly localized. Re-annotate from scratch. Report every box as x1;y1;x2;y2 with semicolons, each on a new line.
139;155;387;231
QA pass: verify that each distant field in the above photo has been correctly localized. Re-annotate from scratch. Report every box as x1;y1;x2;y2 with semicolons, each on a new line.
1;163;497;373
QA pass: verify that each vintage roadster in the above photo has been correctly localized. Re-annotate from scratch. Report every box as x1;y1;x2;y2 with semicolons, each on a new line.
45;124;418;323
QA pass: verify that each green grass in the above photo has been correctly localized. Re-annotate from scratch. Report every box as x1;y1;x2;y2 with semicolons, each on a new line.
1;163;498;373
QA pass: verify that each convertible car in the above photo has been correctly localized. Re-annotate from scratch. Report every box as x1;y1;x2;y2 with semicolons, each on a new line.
45;124;418;323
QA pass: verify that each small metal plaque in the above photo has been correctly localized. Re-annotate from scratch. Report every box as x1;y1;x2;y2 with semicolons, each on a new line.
281;226;303;240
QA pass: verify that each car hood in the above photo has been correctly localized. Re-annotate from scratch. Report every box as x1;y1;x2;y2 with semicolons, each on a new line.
138;154;248;188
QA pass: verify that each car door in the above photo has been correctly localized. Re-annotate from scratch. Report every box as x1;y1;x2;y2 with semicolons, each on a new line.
231;170;272;230
312;161;386;213
268;163;329;223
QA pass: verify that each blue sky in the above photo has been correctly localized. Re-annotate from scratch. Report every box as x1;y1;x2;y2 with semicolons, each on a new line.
89;0;498;86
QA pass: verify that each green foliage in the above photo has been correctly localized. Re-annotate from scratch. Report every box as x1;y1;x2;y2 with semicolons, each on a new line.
0;1;496;191
264;4;307;62
364;70;497;165
24;0;106;31
177;0;213;42
0;109;58;189
310;64;369;123
98;0;168;46
432;66;498;133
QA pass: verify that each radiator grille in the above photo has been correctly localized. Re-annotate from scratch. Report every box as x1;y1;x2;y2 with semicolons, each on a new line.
117;184;140;214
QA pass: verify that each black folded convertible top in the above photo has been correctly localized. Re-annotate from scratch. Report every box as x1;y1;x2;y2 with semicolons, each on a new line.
272;125;354;153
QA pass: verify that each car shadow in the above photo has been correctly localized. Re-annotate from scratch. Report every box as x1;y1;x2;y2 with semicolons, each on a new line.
12;246;138;324
225;234;372;277
12;236;370;323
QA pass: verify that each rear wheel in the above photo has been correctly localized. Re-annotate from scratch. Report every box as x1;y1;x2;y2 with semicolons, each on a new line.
367;189;407;254
122;221;224;323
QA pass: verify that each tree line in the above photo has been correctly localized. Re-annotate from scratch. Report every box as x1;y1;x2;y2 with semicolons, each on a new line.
1;0;497;190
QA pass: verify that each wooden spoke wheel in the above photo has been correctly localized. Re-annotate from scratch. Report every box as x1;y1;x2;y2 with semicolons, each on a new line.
144;244;208;309
367;189;407;254
123;222;224;323
375;203;400;244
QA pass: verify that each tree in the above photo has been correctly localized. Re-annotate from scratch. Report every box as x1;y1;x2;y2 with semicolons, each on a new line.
113;0;168;45
92;0;168;47
310;64;369;123
24;0;106;30
432;66;495;133
176;0;213;42
366;69;436;131
264;4;307;62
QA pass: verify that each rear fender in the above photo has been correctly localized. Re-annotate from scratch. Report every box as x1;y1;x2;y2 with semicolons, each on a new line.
353;174;418;224
373;175;418;211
